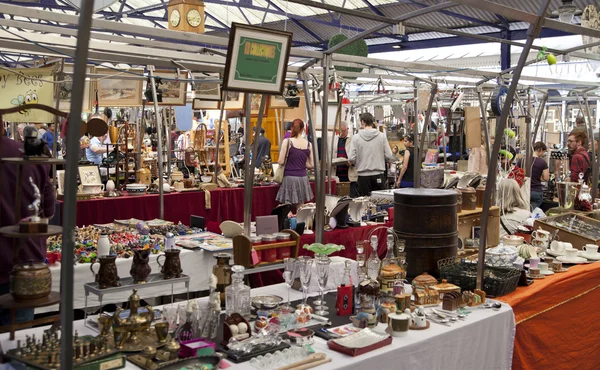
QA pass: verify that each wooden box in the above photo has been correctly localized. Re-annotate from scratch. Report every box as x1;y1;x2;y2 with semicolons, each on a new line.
233;229;300;268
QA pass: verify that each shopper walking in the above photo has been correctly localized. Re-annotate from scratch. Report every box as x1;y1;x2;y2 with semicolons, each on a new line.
253;127;271;168
330;122;358;197
568;129;591;183
348;112;395;196
86;133;109;165
276;119;314;206
41;122;56;153
395;134;416;188
0;128;55;325
520;142;549;210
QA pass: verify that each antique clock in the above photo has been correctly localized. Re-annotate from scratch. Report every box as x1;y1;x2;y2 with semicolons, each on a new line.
168;0;205;33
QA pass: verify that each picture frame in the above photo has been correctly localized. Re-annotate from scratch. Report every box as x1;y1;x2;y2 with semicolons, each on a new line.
155;69;187;106
96;67;143;107
56;65;94;113
221;90;245;110
269;80;298;109
56;170;65;196
472;226;481;240
246;93;270;116
222;23;292;94
192;73;222;101
78;165;102;186
192;98;219;110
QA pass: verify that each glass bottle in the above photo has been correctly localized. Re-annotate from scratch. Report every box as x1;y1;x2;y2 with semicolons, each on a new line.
577;181;593;212
366;235;381;280
379;233;401;295
213;253;232;308
225;265;251;319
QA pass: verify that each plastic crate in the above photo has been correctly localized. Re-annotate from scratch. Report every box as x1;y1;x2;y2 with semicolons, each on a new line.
437;257;520;297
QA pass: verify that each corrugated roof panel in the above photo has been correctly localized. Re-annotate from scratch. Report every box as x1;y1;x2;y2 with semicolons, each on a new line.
271;1;323;17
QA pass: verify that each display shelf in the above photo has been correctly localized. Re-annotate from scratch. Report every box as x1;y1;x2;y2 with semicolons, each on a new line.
233;230;300;268
0;225;62;238
0;157;66;165
0;292;61;340
83;273;190;298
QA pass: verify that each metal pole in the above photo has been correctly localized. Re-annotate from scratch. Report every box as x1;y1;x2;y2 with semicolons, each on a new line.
165;108;172;180
316;56;330;243
417;84;437;187
52;59;64;184
328;90;343;195
137;101;145;167
214;90;227;181
412;82;419;184
477;89;492;164
61;1;94;367
300;71;321;203
275;108;281;148
583;93;598;198
531;92;548;151
148;67;164;219
250;96;268;171
243;94;253;236
525;90;533;177
477;0;551;291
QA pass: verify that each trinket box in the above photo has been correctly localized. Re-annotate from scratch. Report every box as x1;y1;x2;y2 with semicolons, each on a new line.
222;313;251;346
432;279;461;299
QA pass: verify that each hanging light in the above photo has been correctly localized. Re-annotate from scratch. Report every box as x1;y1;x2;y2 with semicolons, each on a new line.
555;0;579;24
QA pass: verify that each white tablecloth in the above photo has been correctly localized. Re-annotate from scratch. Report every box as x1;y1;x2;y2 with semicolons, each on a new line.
3;283;515;370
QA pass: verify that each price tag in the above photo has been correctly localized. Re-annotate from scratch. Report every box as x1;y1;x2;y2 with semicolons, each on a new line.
251;249;260;265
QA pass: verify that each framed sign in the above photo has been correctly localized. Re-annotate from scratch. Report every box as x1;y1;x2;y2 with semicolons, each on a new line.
223;23;292;94
192;98;219;110
0;68;55;123
96;68;143;107
56;65;94;113
192;73;221;101
222;90;244;110
247;93;270;116
156;69;187;106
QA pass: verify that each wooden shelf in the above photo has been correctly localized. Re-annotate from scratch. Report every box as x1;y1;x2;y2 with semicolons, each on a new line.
253;241;297;251
233;230;300;268
0;157;66;165
0;225;62;238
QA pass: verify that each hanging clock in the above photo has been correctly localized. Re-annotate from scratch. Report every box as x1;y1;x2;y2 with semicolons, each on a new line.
186;9;202;27
491;85;509;116
170;9;181;27
167;0;205;33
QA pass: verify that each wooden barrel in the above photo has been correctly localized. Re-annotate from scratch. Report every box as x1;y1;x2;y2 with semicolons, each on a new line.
394;189;458;235
394;231;458;278
393;189;458;278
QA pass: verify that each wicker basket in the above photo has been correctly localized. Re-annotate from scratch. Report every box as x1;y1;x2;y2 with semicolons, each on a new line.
437;257;520;297
336;182;351;197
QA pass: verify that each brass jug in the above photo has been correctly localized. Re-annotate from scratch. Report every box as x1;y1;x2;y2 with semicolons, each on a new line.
136;167;152;185
90;255;121;289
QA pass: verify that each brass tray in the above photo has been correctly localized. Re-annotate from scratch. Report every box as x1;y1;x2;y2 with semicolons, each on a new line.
118;330;170;353
128;355;220;370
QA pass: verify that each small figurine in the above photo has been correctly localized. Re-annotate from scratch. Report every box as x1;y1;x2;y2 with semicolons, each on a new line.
27;177;42;222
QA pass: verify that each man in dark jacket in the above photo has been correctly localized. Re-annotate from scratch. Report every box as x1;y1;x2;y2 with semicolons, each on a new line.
253;127;271;168
0;131;56;325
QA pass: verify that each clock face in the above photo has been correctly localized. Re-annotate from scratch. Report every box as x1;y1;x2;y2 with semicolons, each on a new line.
186;9;202;27
170;9;181;27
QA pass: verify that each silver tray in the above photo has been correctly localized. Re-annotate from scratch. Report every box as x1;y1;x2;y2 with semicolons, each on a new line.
332;328;389;349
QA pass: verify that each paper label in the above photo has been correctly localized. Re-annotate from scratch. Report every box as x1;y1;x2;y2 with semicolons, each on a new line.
251;249;259;265
100;358;125;370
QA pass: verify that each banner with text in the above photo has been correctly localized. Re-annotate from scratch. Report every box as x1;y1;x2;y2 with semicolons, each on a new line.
0;68;54;123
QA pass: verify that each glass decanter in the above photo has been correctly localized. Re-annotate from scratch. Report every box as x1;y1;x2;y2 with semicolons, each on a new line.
225;265;251;319
379;233;402;295
366;235;381;281
576;174;593;212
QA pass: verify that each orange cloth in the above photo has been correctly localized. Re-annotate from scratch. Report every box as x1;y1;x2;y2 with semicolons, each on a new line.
498;262;600;370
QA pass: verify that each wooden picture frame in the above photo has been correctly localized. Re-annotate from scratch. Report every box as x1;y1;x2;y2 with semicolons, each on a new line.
192;99;219;110
246;93;270;116
222;23;292;94
155;69;187;106
57;65;94;113
221;90;245;110
78;165;102;185
192;73;221;101
96;68;143;107
269;80;298;109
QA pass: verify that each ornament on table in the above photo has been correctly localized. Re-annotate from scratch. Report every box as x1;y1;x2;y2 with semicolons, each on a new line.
136;221;150;235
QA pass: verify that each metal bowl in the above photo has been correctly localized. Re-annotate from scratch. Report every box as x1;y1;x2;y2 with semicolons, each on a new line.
251;295;283;310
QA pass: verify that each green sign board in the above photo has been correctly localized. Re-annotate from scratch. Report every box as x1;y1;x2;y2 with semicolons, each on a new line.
233;36;282;84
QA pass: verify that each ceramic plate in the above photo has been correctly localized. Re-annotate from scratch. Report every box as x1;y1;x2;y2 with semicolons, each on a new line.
546;249;565;257
554;267;569;273
578;252;600;261
527;274;545;279
541;270;554;275
332;328;389;349
556;256;588;264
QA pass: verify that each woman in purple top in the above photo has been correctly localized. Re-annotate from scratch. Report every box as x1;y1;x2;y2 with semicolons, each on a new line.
276;119;314;205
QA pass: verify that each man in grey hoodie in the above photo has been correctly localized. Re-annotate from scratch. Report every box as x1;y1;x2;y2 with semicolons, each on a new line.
348;113;396;196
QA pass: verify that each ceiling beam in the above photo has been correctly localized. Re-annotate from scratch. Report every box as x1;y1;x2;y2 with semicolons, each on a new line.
409;0;506;30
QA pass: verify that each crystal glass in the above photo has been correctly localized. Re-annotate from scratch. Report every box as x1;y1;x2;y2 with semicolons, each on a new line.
282;257;296;309
297;257;312;306
163;304;178;333
225;265;251;319
356;241;366;276
314;256;330;315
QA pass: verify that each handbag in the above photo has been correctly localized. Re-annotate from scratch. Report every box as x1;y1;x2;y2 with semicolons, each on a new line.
274;139;291;183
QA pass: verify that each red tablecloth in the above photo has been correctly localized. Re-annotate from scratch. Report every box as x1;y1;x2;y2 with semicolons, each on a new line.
63;182;333;227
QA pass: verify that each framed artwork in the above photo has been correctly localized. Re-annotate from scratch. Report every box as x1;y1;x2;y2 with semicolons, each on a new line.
222;23;292;94
155;69;187;106
192;98;219;110
472;226;481;240
221;90;245;110
57;65;94;113
96;68;143;107
246;93;270;116
192;73;221;101
312;88;338;104
56;170;65;196
269;80;297;109
78;165;102;185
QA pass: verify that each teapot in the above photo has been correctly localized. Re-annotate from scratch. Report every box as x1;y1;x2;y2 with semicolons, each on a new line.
90;255;120;289
130;249;152;284
157;249;183;280
136;167;152;185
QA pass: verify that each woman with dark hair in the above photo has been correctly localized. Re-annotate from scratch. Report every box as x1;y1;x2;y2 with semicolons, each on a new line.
276;119;314;206
519;141;549;210
395;134;415;188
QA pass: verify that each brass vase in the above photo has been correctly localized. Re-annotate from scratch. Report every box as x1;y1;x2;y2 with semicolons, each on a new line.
108;125;119;145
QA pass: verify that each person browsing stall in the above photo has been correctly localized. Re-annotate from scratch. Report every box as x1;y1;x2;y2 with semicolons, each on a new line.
395;134;416;188
568;129;591;183
519;142;549;210
348;112;396;196
276;119;314;207
86;133;109;165
330;121;358;197
498;178;531;238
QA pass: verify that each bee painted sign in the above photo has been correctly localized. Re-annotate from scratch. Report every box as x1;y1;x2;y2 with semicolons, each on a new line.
0;68;54;123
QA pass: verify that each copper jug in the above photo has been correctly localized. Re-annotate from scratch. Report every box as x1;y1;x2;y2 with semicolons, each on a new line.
157;249;183;279
90;255;121;289
130;249;152;284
